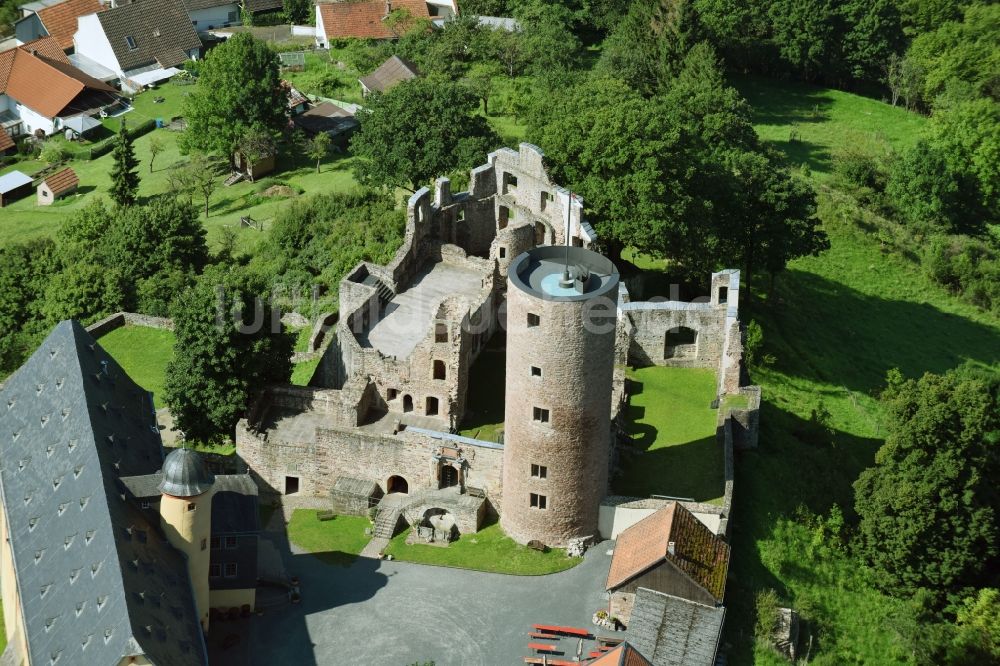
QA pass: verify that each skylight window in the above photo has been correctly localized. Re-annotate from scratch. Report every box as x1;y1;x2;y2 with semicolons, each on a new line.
125;36;137;50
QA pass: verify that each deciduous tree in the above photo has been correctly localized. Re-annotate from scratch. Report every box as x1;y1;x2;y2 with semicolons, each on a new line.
164;266;292;442
854;369;1000;600
350;79;499;191
181;33;285;157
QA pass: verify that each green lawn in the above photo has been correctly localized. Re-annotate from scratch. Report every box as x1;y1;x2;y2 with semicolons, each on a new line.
286;510;372;566
0;81;361;252
290;357;320;386
457;332;505;442
282;49;365;106
733;74;927;182
384;521;581;575
97;325;175;404
615;366;723;503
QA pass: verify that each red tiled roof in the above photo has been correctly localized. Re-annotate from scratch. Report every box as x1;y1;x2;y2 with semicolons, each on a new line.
605;503;730;601
36;0;104;51
0;130;14;152
42;167;79;196
0;38;115;118
588;642;653;666
318;0;429;40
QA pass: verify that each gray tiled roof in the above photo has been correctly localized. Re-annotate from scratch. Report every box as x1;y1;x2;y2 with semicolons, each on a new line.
242;0;282;13
359;55;419;93
624;588;725;666
96;0;202;71
0;320;208;666
159;448;215;497
211;475;259;535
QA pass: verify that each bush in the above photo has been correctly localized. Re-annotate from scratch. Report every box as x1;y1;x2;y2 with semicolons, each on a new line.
754;588;780;643
925;235;1000;313
833;145;886;191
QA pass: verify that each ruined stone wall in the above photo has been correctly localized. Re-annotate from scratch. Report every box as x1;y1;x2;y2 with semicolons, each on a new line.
236;418;504;502
624;303;728;369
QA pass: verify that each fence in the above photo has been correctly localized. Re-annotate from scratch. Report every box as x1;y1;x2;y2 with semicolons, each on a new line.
88;119;157;160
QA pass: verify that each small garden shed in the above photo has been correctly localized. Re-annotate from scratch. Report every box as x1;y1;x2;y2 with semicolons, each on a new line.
37;167;79;205
0;170;33;207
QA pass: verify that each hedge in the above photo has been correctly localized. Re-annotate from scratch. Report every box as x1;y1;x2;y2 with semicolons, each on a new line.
88;119;158;160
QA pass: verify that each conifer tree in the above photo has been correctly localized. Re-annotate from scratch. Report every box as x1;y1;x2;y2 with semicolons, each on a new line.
109;118;140;207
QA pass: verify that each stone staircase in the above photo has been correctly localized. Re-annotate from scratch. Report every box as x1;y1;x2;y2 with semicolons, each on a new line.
359;496;405;559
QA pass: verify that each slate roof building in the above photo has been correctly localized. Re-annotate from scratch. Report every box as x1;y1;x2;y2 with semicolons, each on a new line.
315;0;430;47
359;55;419;95
73;0;202;92
14;0;103;51
0;320;208;665
0;36;119;137
605;503;729;625
0;321;260;664
623;588;725;666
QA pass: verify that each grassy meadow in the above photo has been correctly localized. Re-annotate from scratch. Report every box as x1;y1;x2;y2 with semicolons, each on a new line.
97;325;175;404
720;77;1000;664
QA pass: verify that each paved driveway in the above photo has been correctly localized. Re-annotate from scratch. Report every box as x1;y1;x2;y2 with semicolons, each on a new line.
216;532;614;666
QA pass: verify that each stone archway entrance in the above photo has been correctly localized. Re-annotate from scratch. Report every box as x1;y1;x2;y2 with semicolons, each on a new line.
403;395;414;412
387;475;409;494
440;465;459;489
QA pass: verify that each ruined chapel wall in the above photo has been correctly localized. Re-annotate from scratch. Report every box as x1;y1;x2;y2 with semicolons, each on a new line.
625;304;727;369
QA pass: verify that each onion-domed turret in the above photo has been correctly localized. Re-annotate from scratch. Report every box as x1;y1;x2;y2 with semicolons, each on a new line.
158;448;215;497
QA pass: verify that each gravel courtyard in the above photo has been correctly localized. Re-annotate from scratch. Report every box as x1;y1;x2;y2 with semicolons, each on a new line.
212;529;614;666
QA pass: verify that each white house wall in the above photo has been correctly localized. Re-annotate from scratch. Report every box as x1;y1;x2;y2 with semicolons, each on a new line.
426;0;456;18
188;4;240;31
15;103;55;135
314;5;327;48
73;13;122;80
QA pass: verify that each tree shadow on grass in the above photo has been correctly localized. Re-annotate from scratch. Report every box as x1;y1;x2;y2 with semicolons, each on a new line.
614;432;724;503
761;269;1000;396
731;75;835;127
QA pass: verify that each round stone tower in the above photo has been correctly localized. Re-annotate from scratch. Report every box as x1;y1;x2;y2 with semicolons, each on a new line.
158;448;215;632
501;245;619;546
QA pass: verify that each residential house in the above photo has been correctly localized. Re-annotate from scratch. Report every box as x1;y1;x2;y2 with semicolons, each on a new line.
359;54;419;95
0;37;119;137
605;502;729;625
36;165;78;204
315;0;430;48
183;0;241;31
73;0;202;92
14;0;103;52
623;588;726;666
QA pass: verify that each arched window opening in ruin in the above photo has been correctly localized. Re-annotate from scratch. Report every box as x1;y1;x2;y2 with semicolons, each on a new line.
540;190;552;211
403;394;413;412
433;360;446;380
534;222;547;245
435;323;448;343
503;172;518;194
498;205;510;230
426;396;440;416
665;327;698;359
440;465;459;488
387;388;398;401
387;475;408;494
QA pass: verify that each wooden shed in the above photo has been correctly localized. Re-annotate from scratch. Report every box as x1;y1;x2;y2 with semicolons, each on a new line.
0;170;34;207
37;167;79;205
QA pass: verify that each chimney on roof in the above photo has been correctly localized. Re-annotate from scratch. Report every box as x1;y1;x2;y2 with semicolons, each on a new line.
667;541;676;556
30;49;38;56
